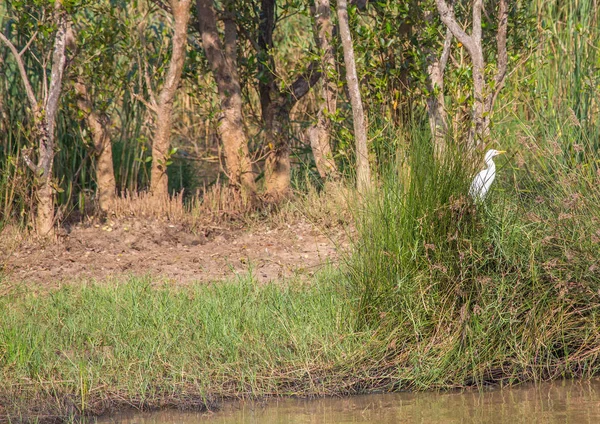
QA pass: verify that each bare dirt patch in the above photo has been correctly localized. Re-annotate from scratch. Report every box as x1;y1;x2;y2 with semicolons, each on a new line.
1;218;346;287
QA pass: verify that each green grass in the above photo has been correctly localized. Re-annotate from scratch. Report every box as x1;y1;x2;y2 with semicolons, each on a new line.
0;270;371;421
345;121;600;389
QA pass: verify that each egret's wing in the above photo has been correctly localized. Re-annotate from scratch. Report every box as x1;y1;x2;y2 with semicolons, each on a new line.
469;169;487;198
470;169;494;200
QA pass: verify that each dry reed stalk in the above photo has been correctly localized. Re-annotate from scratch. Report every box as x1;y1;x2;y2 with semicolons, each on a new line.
190;184;251;222
111;190;188;222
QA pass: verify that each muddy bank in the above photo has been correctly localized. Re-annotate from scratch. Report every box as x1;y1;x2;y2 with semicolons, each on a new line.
1;218;346;286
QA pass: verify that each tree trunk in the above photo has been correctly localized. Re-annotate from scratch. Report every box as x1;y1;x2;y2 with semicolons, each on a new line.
435;0;508;150
74;82;116;212
0;1;68;235
197;0;256;201
264;99;292;201
425;6;453;160
0;52;5;134
470;0;485;146
308;0;339;181
426;56;448;157
257;0;321;201
150;0;191;198
337;0;370;193
36;6;69;235
34;118;56;236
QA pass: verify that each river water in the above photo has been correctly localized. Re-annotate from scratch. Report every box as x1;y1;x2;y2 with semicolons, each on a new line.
98;379;600;423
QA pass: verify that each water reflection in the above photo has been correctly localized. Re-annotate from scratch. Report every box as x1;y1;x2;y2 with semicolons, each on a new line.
98;379;600;423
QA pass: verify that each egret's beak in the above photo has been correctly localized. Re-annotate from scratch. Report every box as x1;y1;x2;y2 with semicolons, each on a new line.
497;150;506;155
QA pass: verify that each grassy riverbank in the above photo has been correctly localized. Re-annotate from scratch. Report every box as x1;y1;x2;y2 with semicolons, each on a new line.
348;130;600;389
0;271;366;421
3;139;600;423
2;166;600;423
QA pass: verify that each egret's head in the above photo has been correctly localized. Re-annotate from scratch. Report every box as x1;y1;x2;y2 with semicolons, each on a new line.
484;149;506;162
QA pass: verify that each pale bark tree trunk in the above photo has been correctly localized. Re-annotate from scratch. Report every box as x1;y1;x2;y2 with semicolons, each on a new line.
337;0;370;193
258;0;322;201
308;0;339;181
150;0;191;198
435;0;509;149
0;52;6;133
0;1;69;235
425;5;453;160
74;81;116;212
197;0;256;201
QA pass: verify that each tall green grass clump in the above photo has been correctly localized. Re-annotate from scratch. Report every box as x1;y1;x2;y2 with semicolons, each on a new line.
346;0;600;389
348;123;600;389
349;128;477;326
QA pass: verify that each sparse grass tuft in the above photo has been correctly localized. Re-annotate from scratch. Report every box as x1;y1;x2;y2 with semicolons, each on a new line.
110;190;188;222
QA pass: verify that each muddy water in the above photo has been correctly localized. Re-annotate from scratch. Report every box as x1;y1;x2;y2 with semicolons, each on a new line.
98;379;600;423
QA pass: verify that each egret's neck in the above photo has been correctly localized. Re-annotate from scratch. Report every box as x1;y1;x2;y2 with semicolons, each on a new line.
485;157;496;171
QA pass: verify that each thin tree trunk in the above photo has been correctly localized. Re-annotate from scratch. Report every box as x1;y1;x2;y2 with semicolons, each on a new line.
30;4;68;235
425;6;453;160
258;0;321;201
435;0;508;149
150;0;191;198
0;2;69;235
0;52;6;134
308;0;339;181
74;81;116;212
197;0;256;201
35;6;68;235
470;0;485;146
337;0;370;193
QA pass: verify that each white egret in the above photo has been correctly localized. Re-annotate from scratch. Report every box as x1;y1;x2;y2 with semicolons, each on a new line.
469;149;506;201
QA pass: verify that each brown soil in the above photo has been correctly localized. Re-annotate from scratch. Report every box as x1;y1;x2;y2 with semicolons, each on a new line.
1;218;346;287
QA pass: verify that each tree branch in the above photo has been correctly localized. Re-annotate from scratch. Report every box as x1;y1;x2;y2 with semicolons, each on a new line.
290;61;322;101
132;92;159;113
149;0;172;14
440;27;453;73
487;0;508;113
472;0;483;44
19;31;38;56
236;21;262;54
0;32;39;111
21;147;39;173
435;0;476;58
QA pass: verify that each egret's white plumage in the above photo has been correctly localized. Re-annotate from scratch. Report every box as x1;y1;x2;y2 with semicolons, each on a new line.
469;149;506;201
